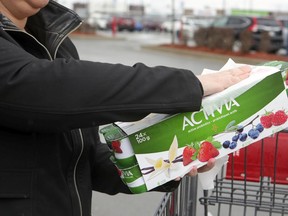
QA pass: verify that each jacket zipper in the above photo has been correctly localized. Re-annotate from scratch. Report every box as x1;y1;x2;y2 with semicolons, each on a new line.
3;28;53;60
53;22;82;59
4;20;82;60
74;129;84;216
4;20;84;215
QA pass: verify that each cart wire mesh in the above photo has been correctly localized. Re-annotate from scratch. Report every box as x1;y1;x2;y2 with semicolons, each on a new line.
199;131;288;216
154;131;288;216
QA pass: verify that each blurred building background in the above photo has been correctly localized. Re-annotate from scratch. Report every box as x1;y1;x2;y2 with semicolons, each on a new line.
53;0;288;56
53;0;288;32
55;0;288;18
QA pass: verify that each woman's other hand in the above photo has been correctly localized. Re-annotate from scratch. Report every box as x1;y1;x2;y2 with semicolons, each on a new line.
197;65;251;96
174;158;216;180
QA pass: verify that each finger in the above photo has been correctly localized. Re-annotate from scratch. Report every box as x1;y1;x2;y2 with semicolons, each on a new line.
235;65;251;73
225;66;251;86
239;67;251;77
197;158;216;173
239;65;252;73
233;66;251;78
187;166;198;177
228;65;251;77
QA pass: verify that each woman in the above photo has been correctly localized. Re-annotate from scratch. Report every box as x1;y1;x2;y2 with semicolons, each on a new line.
0;0;251;215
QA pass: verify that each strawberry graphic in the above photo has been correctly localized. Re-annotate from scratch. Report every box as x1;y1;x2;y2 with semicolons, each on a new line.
182;137;221;164
111;140;122;153
260;111;274;128
271;110;287;126
116;167;123;177
182;146;197;166
197;141;220;162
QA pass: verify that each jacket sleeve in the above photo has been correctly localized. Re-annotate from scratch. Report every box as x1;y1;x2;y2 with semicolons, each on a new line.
0;37;203;132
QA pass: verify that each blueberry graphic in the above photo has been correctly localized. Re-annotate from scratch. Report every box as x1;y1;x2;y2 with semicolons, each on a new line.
232;134;239;142
236;125;244;133
229;141;237;149
248;129;260;139
239;133;247;142
222;140;231;148
256;123;264;132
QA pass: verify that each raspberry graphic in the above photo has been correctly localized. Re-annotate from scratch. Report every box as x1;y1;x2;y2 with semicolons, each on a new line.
260;111;274;128
271;110;288;126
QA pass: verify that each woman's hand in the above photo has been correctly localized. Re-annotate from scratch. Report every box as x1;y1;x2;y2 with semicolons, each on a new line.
174;158;216;181
197;65;251;96
186;158;216;177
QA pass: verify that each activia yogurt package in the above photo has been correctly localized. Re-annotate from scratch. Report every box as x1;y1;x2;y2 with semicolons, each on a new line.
101;59;288;193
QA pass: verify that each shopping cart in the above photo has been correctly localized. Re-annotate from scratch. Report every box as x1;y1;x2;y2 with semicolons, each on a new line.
199;130;288;216
153;176;199;216
154;131;288;216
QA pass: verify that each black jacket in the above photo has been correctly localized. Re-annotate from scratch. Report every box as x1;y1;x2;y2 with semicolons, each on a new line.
0;1;203;216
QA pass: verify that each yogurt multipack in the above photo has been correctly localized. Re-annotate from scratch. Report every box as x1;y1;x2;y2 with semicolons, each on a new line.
100;60;288;193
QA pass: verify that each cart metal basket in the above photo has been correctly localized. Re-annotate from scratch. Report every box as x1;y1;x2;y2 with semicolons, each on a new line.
199;131;288;216
154;131;288;216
